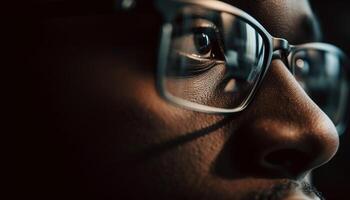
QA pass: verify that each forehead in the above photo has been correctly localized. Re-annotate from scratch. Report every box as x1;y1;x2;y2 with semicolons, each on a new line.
215;0;321;43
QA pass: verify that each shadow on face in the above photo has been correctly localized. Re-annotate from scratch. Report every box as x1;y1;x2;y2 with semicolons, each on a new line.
26;0;340;199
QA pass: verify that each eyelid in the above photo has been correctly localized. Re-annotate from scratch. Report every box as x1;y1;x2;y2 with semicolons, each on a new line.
190;18;218;30
170;51;225;77
173;17;219;33
176;51;225;64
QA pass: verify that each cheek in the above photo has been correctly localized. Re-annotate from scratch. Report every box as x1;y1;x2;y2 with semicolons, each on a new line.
42;17;235;197
107;64;230;191
55;47;231;195
113;65;226;157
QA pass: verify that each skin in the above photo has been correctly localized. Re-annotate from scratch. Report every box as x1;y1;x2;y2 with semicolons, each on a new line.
33;0;339;199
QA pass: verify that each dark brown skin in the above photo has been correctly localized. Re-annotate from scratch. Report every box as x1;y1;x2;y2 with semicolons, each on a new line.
33;0;339;199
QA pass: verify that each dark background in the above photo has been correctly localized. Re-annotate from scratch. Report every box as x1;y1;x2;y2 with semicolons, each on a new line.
310;1;350;199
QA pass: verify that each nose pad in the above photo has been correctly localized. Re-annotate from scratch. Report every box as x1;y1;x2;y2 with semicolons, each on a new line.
272;51;294;74
230;60;339;180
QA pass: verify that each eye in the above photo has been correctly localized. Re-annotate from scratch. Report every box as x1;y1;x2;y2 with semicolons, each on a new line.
168;20;225;77
193;32;212;58
171;25;224;61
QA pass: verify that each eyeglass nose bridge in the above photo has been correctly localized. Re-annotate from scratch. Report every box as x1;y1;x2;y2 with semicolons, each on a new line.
271;37;294;73
272;37;291;52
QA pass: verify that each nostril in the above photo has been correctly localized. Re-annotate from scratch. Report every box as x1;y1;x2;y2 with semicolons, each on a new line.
263;149;311;177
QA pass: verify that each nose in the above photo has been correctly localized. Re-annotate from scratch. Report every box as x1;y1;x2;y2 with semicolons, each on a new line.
231;60;339;180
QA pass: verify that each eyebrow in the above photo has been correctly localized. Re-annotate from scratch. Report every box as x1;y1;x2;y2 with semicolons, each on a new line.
222;0;323;43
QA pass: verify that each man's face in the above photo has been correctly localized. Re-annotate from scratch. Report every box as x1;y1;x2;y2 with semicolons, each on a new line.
42;0;340;199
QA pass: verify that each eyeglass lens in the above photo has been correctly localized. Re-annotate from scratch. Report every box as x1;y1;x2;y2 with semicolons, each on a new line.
164;6;266;109
292;49;349;124
160;5;348;126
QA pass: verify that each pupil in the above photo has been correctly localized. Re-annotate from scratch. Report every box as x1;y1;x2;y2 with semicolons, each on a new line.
194;33;212;55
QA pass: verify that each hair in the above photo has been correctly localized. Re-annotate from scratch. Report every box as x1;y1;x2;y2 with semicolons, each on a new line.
243;180;325;200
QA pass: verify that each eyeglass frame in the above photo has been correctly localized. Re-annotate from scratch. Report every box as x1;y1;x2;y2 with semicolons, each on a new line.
155;0;347;121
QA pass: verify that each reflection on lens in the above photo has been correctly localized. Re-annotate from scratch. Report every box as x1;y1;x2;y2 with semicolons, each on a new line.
163;6;266;110
293;49;348;125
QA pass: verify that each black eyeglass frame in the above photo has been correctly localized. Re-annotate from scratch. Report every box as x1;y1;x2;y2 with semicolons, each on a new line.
155;0;348;132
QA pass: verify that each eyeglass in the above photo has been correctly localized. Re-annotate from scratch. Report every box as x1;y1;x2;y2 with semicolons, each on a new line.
155;0;349;133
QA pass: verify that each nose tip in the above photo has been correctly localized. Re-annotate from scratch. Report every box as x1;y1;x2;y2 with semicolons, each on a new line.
233;116;339;180
231;60;339;180
232;118;339;179
263;120;338;179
